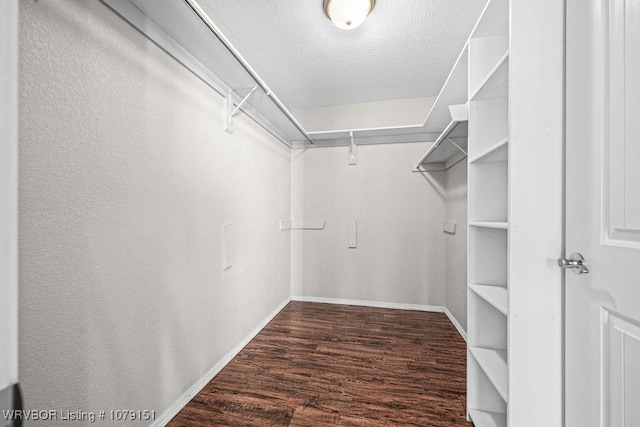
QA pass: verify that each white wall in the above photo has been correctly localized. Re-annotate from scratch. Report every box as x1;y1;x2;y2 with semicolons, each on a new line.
444;159;468;330
19;0;290;423
291;143;446;306
293;97;436;132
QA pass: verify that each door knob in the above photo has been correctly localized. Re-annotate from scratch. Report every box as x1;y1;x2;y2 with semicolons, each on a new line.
558;253;589;274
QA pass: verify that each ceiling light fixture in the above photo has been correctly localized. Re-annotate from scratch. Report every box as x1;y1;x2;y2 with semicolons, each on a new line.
323;0;375;30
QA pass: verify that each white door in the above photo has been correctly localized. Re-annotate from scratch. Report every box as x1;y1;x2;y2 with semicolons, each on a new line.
0;0;20;410
566;0;640;425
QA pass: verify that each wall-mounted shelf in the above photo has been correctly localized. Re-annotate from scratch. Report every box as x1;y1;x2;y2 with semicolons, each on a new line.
304;125;439;148
412;43;470;169
415;122;468;171
279;220;325;230
422;45;470;134
297;44;469;148
101;0;314;148
100;0;476;149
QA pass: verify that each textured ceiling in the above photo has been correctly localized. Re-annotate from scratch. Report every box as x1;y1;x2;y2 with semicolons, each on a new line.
198;0;486;109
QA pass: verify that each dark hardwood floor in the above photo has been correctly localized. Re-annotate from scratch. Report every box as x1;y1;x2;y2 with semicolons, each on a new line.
169;301;471;426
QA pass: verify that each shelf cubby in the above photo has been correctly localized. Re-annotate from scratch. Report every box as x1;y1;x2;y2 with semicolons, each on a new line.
468;290;507;349
468;227;507;285
469;283;508;315
467;97;508;157
470;347;508;401
467;351;507;415
468;161;508;222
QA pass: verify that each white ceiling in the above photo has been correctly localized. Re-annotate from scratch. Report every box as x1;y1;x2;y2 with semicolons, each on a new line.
198;0;486;110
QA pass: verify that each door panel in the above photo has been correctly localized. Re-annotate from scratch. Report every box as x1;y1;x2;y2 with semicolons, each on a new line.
602;309;640;426
566;0;640;425
605;0;640;247
0;0;19;394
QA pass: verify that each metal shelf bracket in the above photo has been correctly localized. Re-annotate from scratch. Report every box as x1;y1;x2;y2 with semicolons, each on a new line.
225;85;259;134
348;131;357;165
446;137;467;156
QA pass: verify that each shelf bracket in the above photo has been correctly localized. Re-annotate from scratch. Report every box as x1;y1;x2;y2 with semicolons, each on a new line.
225;85;259;134
348;131;357;165
447;137;467;156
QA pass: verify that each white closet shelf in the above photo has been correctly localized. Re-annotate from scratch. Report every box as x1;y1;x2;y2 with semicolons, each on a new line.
470;284;508;315
409;44;470;168
301;125;439;148
469;221;508;230
470;51;509;101
415;121;468;170
279;220;325;230
469;137;508;163
422;44;470;134
100;0;315;147
103;0;455;149
469;347;508;402
468;408;507;427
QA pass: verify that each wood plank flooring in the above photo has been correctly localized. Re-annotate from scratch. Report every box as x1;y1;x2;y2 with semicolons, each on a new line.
169;302;471;426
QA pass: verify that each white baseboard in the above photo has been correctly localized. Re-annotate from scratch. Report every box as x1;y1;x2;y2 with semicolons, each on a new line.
152;297;291;427
291;295;467;342
291;295;446;313
444;307;467;342
153;295;467;426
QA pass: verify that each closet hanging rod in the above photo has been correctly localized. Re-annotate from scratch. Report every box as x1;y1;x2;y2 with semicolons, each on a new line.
182;0;313;145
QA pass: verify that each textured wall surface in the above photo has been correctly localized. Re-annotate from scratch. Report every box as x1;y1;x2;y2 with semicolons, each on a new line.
445;159;468;330
291;143;446;306
19;0;290;423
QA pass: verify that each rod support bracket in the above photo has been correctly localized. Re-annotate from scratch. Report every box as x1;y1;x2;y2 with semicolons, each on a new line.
348;131;357;165
225;85;259;134
446;137;467;156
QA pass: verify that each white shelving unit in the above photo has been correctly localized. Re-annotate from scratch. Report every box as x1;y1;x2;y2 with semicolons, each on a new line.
413;3;510;423
466;1;564;425
466;0;509;425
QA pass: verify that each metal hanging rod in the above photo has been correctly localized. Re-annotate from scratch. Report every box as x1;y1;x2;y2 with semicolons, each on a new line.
182;0;313;145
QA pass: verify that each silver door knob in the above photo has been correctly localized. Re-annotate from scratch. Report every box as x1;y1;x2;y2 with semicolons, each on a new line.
558;253;589;274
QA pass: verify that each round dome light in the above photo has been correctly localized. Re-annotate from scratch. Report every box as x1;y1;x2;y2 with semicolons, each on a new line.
323;0;375;30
